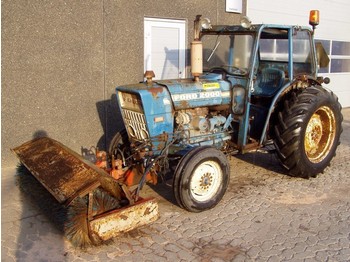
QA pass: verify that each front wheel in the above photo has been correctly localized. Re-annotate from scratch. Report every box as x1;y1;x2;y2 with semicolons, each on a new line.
273;86;343;178
108;129;131;166
173;146;230;212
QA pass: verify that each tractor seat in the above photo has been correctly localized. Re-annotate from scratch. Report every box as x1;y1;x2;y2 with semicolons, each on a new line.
252;68;285;97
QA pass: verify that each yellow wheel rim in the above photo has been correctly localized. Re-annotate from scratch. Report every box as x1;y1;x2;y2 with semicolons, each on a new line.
304;106;336;163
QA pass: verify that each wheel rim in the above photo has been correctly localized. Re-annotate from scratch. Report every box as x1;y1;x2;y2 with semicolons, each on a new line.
304;106;336;163
189;160;223;202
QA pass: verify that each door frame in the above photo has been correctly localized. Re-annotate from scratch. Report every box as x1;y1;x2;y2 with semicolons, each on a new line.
144;17;186;79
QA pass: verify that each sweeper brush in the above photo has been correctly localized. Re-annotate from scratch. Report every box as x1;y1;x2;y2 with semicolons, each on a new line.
12;137;159;248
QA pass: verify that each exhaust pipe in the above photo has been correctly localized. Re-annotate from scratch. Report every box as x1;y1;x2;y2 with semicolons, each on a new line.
191;40;203;82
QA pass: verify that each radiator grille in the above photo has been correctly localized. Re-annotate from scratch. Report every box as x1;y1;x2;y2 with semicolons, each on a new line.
122;109;149;141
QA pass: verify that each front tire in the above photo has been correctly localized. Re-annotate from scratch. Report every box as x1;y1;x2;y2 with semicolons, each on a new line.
173;146;230;212
108;129;131;166
273;86;343;178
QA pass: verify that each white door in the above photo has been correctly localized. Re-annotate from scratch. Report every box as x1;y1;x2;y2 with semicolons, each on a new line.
144;18;186;80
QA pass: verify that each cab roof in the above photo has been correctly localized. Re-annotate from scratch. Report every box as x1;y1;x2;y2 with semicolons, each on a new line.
200;24;312;39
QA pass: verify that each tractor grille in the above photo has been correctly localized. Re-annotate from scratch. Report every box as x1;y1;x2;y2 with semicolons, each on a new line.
122;109;149;141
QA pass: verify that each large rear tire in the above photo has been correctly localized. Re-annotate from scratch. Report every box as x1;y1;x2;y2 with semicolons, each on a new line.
173;146;230;212
273;86;342;178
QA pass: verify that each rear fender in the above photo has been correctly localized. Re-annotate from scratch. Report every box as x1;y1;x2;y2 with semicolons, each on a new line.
260;77;323;144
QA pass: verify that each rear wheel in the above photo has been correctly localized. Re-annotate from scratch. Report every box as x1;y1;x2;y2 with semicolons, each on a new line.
273;86;342;178
173;146;230;212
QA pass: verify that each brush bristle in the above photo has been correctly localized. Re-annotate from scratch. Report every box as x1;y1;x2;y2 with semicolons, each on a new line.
17;164;122;248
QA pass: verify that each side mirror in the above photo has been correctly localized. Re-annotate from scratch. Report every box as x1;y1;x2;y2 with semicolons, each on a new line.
315;42;330;68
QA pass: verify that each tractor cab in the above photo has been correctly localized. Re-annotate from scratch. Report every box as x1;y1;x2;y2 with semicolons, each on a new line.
194;13;326;150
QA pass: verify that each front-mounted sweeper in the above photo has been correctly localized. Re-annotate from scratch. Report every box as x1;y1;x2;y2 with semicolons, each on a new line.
13;10;342;247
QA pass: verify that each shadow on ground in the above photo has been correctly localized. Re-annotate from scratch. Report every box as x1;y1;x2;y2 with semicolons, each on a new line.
234;150;287;176
340;119;350;147
15;164;68;260
147;172;179;209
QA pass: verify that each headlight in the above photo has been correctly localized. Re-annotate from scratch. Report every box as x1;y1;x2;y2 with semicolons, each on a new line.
240;16;252;29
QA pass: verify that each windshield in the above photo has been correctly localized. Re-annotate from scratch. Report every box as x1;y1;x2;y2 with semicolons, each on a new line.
202;33;254;74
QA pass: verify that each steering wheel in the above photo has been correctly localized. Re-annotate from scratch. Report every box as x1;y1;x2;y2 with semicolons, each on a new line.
209;67;229;78
209;66;247;77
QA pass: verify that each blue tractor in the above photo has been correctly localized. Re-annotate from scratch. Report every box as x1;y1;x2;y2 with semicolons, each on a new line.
111;11;342;212
13;11;342;247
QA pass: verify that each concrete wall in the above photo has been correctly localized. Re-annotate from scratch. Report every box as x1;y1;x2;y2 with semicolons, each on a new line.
2;0;246;167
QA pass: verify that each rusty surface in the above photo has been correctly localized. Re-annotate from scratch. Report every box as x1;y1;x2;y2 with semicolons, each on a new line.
89;198;159;241
148;87;164;98
11;137;111;204
123;166;158;187
179;100;190;108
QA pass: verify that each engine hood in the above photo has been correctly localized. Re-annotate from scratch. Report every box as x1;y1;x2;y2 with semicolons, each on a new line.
155;74;231;109
116;73;232;111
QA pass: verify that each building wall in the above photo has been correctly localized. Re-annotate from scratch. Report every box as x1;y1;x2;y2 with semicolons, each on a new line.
247;0;350;107
2;0;247;167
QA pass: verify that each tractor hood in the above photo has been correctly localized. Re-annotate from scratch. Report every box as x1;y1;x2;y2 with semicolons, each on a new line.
155;73;231;110
116;73;232;111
